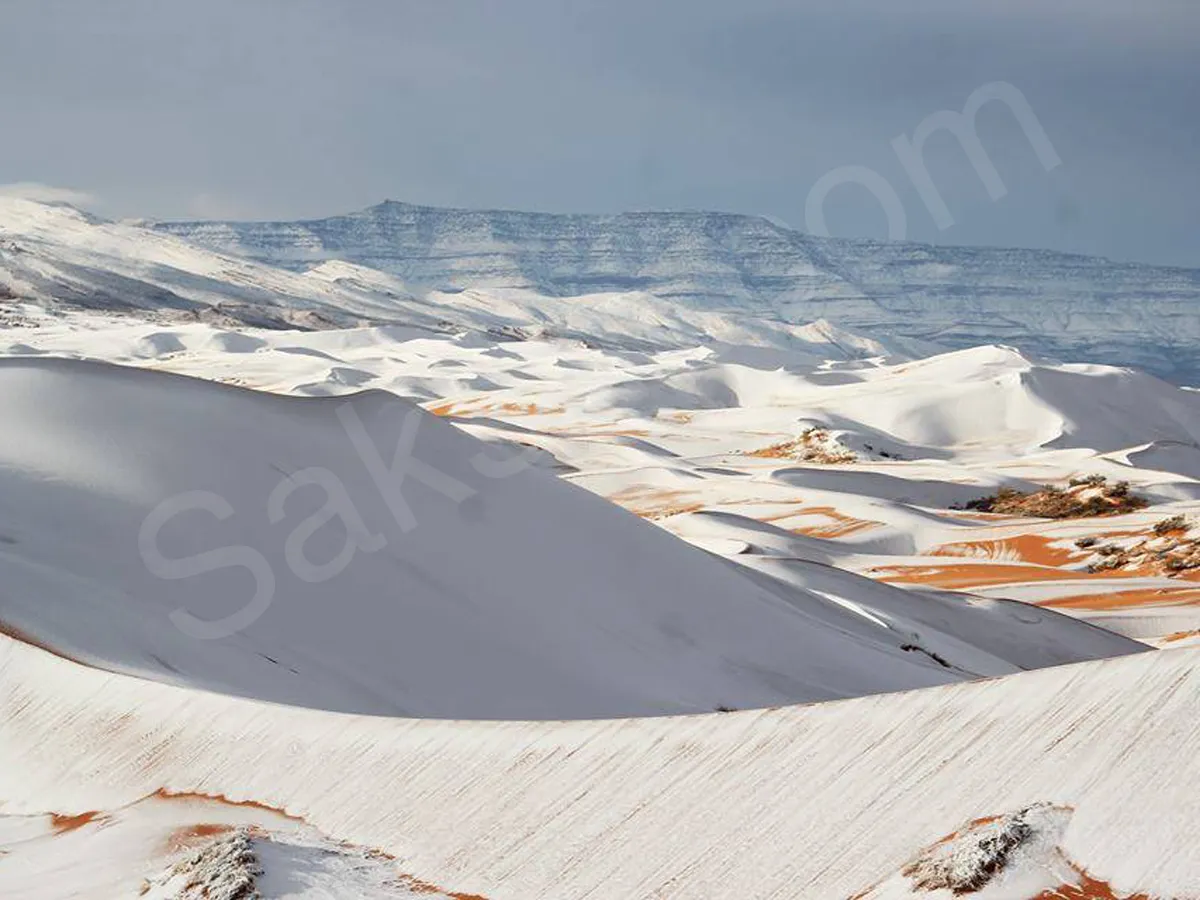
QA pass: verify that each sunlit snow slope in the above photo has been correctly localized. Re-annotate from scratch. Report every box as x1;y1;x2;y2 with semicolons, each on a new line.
3;631;1198;898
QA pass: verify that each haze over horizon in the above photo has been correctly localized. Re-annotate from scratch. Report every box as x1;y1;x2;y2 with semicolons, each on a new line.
2;0;1197;267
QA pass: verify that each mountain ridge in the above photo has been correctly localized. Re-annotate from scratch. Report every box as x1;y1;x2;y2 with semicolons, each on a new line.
153;199;1200;383
158;198;1192;269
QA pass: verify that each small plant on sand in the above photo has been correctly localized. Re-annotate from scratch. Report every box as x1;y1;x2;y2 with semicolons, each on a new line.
744;426;856;464
964;480;1147;519
902;805;1052;895
1155;515;1189;536
149;829;262;900
1082;516;1199;577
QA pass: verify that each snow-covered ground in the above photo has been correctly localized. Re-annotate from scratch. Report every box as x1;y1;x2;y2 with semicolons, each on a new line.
4;623;1200;899
2;198;1200;897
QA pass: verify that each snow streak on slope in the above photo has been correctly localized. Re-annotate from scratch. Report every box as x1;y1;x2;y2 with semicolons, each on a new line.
2;632;1198;898
0;355;1144;720
153;199;1200;383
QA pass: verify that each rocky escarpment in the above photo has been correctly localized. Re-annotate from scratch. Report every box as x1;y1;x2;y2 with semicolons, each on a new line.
155;200;1200;383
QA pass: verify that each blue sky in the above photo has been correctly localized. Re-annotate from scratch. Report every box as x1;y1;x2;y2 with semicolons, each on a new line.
2;0;1197;265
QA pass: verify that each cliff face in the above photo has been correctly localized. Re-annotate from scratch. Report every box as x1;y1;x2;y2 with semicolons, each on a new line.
155;200;1200;383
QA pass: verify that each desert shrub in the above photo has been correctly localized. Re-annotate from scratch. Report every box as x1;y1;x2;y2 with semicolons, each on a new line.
903;806;1044;895
1155;515;1189;536
964;482;1147;519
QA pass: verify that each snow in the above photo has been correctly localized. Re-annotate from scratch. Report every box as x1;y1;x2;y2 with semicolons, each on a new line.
0;197;940;362
3;633;1200;898
0;792;454;899
2;198;1200;896
0;352;1145;721
152;198;1200;383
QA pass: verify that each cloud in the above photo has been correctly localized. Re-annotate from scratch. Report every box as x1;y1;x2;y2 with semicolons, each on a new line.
186;192;256;221
0;182;97;207
0;1;1195;264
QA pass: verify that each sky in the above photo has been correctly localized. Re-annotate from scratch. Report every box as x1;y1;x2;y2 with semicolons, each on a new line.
2;0;1197;266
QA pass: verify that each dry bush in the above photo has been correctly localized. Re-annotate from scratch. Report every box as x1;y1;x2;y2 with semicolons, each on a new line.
902;806;1045;895
745;427;856;464
1084;515;1199;577
149;829;262;900
1155;514;1190;536
964;478;1147;519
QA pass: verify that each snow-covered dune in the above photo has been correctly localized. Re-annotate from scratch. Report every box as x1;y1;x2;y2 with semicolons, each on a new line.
774;345;1200;459
0;357;1144;721
2;631;1198;898
2;256;1198;896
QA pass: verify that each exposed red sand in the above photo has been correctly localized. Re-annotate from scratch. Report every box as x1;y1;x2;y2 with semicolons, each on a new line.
564;427;653;438
748;501;880;538
608;486;706;520
889;523;1200;592
1033;869;1151;899
788;505;879;539
151;789;304;823
1162;628;1200;643
164;822;234;854
497;402;564;416
658;411;693;423
50;811;102;833
1041;585;1200;611
753;500;816;523
931;534;1086;567
874;562;1131;589
426;400;565;418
